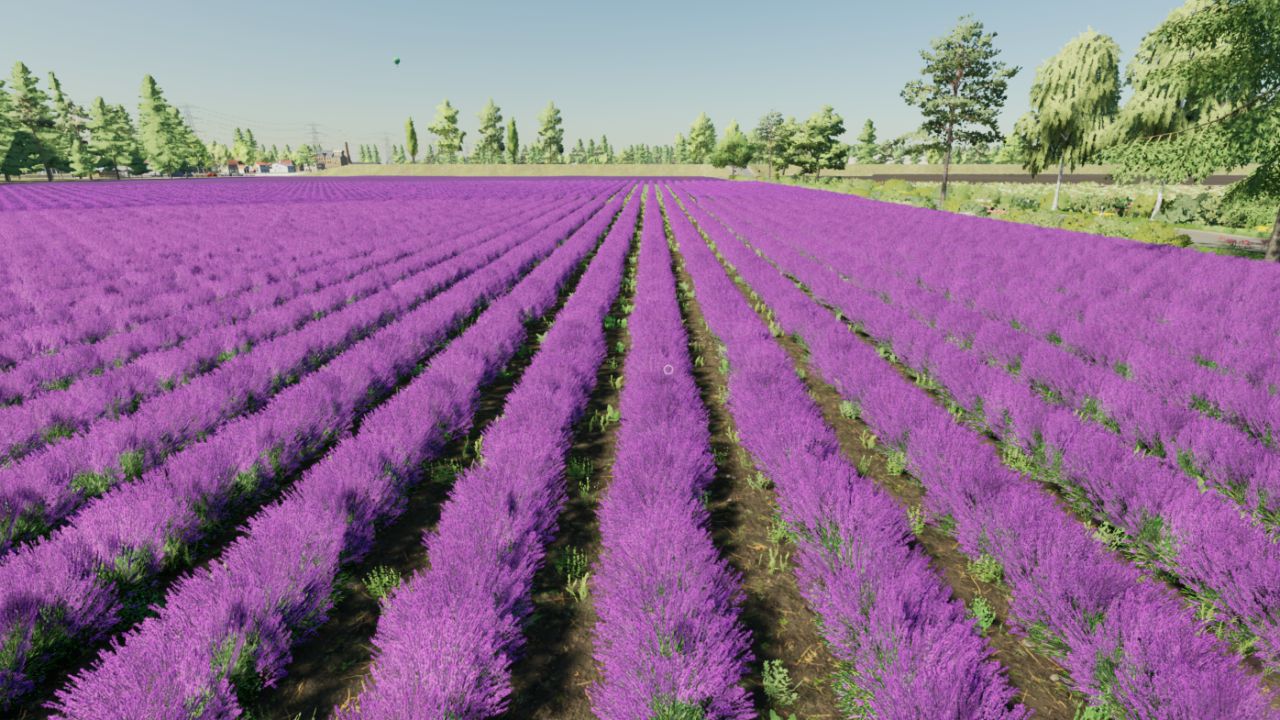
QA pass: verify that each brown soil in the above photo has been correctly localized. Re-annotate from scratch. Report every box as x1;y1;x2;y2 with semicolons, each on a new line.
668;225;842;719
498;224;639;720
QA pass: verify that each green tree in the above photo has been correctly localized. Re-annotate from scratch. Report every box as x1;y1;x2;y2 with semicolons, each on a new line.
0;81;17;180
6;62;60;180
474;99;504;163
569;138;587;164
687;112;717;163
752;110;785;179
855;119;879;163
1106;0;1221;217
87;97;134;178
780;106;850;177
138;74;188;175
506;117;519;163
1015;29;1121;210
901;16;1018;204
372;144;381;164
46;72;92;177
536;101;564;163
405;116;419;162
429;99;465;163
710;120;756;176
1110;0;1280;259
674;132;688;163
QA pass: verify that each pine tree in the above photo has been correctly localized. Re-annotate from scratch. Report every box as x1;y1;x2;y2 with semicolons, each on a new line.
46;72;91;177
902;16;1018;204
114;105;147;176
87;96;131;178
372;144;381;164
506;118;519;164
855;119;880;164
600;135;614;163
405;117;419;163
687;112;717;163
0;81;15;181
138;75;186;175
752;111;785;179
475;99;504;163
428;99;465;163
536;101;564;163
674;132;688;163
7;62;60;180
1015;29;1121;210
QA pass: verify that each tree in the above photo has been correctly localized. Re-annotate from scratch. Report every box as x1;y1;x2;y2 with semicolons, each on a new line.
687;112;717;163
47;72;91;177
138;74;189;175
536;101;564;163
599;135;614;164
87;96;134;178
569;138;587;164
405;116;419;163
6;62;60;180
779;106;850;177
0;81;15;181
506;118;519;163
1015;29;1121;210
1109;0;1280;259
474;99;504;163
428;99;465;163
752;110;785;179
855;119;879;163
709;120;756;175
1106;0;1220;217
901;16;1018;204
372;144;381;164
674;132;688;163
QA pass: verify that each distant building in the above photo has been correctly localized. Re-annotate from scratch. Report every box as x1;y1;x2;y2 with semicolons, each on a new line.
226;160;244;176
254;161;272;174
270;159;296;174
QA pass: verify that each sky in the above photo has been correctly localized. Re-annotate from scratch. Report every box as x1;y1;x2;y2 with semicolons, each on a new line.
6;0;1181;155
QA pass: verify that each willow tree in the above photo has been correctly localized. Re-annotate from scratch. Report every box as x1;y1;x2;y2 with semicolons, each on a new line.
1108;0;1222;217
1016;29;1121;210
1108;0;1280;260
902;16;1018;204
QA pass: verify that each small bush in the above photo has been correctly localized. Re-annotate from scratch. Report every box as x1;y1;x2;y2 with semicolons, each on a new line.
762;659;799;707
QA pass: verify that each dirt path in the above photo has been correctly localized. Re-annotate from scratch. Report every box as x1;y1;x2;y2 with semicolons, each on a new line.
498;223;639;720
666;213;842;719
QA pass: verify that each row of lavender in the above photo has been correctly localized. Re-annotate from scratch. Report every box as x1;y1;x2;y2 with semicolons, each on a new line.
0;180;602;365
0;190;542;362
0;199;490;401
588;192;752;718
0;200;550;462
705;189;1280;495
665;188;1029;717
48;185;630;718
672;182;1273;717
691;185;1280;673
0;197;585;553
338;186;639;717
0;190;612;705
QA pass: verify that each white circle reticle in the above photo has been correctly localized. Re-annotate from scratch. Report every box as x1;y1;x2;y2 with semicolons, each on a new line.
662;364;673;376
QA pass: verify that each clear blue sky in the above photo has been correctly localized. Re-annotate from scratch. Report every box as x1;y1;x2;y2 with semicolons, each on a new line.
7;0;1180;154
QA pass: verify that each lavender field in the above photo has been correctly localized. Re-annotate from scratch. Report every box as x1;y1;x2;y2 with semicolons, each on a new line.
2;177;1279;719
